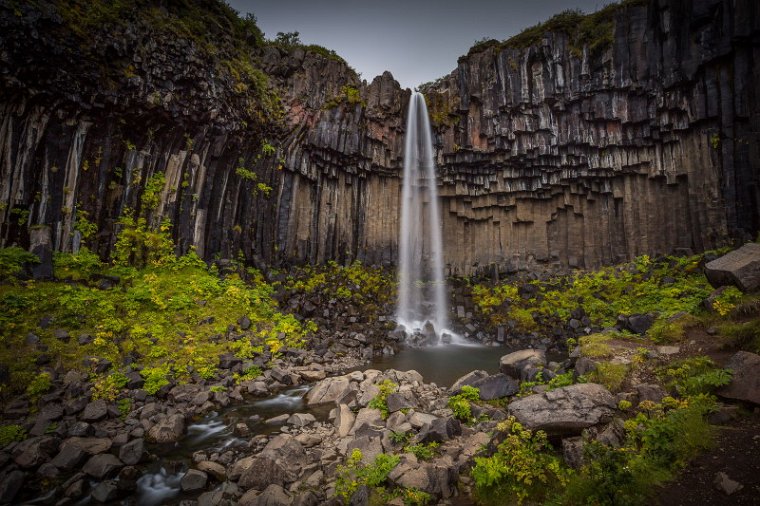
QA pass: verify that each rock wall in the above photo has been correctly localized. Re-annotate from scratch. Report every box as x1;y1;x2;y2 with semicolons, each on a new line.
0;0;758;275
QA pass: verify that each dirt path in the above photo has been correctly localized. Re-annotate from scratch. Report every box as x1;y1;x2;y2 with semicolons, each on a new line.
656;410;760;505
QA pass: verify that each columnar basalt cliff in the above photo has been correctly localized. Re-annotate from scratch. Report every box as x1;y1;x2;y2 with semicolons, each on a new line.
0;0;758;275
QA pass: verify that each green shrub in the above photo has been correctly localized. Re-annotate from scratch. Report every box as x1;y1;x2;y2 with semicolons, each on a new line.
579;334;613;358
659;356;732;396
233;365;262;383
141;365;170;395
368;379;398;419
54;248;103;280
584;362;629;392
91;372;129;401
0;424;27;446
448;385;480;422
404;442;439;460
472;416;569;505
719;319;760;353
335;449;400;504
26;372;53;398
0;247;39;281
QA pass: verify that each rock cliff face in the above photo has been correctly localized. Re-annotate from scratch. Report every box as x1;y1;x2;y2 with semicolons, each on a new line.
0;0;758;275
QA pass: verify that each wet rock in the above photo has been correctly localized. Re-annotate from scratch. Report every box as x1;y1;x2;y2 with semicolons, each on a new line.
507;383;616;435
91;480;121;502
265;414;290;425
287;413;316;427
705;243;760;292
717;351;760;405
118;438;144;465
83;453;123;479
197;460;226;481
181;469;208;491
500;349;546;379
147;414;185;443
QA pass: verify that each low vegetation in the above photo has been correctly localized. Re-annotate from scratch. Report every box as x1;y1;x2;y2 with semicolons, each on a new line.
0;221;314;399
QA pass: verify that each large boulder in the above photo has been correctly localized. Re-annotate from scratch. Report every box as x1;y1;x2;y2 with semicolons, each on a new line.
471;373;519;400
147;414;185;443
83;453;123;479
238;435;305;490
705;243;760;292
507;383;616;434
717;351;760;405
305;376;353;406
500;349;546;380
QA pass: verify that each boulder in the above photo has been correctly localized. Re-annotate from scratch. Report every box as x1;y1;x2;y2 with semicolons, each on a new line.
247;483;292;506
705;243;760;292
287;413;316;427
91;480;120;503
50;444;86;470
386;391;418;412
118;438;144;466
717;351;760;405
197;460;226;481
470;373;519;400
625;314;655;335
62;437;112;455
81;400;108;422
239;435;305;490
562;437;585;469
306;376;353;406
507;383;616;434
349;407;384;436
500;349;546;379
12;435;59;468
416;417;461;443
450;370;488;392
83;453;123;479
147;414;185;443
334;404;355;437
181;469;208;491
0;470;24;503
347;436;384;464
228;456;255;481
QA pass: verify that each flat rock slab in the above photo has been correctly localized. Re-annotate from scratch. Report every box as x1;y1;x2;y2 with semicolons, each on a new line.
507;383;616;435
705;243;760;292
500;349;546;379
717;351;760;405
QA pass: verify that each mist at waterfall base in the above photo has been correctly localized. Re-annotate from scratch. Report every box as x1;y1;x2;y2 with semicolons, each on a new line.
395;92;463;346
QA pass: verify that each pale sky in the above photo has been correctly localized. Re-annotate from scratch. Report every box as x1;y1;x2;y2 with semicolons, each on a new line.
229;0;611;88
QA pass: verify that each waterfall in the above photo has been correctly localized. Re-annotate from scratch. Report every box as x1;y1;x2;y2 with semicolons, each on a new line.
396;92;450;343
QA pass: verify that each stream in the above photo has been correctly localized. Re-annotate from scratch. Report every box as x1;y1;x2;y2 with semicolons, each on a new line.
73;343;512;505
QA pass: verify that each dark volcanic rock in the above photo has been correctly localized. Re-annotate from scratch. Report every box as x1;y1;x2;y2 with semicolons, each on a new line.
717;351;760;405
705;243;760;292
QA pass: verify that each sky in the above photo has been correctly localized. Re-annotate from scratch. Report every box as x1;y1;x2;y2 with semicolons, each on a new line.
228;0;610;89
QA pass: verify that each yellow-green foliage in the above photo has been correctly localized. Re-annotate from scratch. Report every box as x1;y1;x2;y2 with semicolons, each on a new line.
584;362;629;392
91;372;128;401
471;254;714;336
0;424;27;446
335;449;400;504
647;313;699;343
711;286;743;317
285;260;393;312
558;395;715;505
26;372;52;398
0;246;39;280
578;333;613;358
472;416;570;505
448;385;480;422
658;356;732;397
324;85;365;109
0;245;314;396
368;379;398;419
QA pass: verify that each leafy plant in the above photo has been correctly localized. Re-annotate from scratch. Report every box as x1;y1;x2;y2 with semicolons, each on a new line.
26;372;53;398
335;449;400;504
0;247;39;281
91;372;128;401
0;424;27;446
448;385;480;422
368;379;398;419
472;416;569;505
404;441;439;460
659;356;732;396
583;362;628;392
141;365;171;395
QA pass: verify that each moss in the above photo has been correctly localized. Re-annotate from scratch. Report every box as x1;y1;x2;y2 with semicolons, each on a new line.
584;362;629;392
323;85;366;110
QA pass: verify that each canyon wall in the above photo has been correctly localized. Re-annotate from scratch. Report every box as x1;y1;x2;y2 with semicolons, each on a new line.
0;0;758;276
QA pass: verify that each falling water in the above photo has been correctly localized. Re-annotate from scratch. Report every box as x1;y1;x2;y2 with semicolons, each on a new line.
396;92;449;342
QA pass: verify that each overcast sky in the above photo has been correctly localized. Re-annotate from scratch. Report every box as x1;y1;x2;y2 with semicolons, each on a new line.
228;0;610;89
